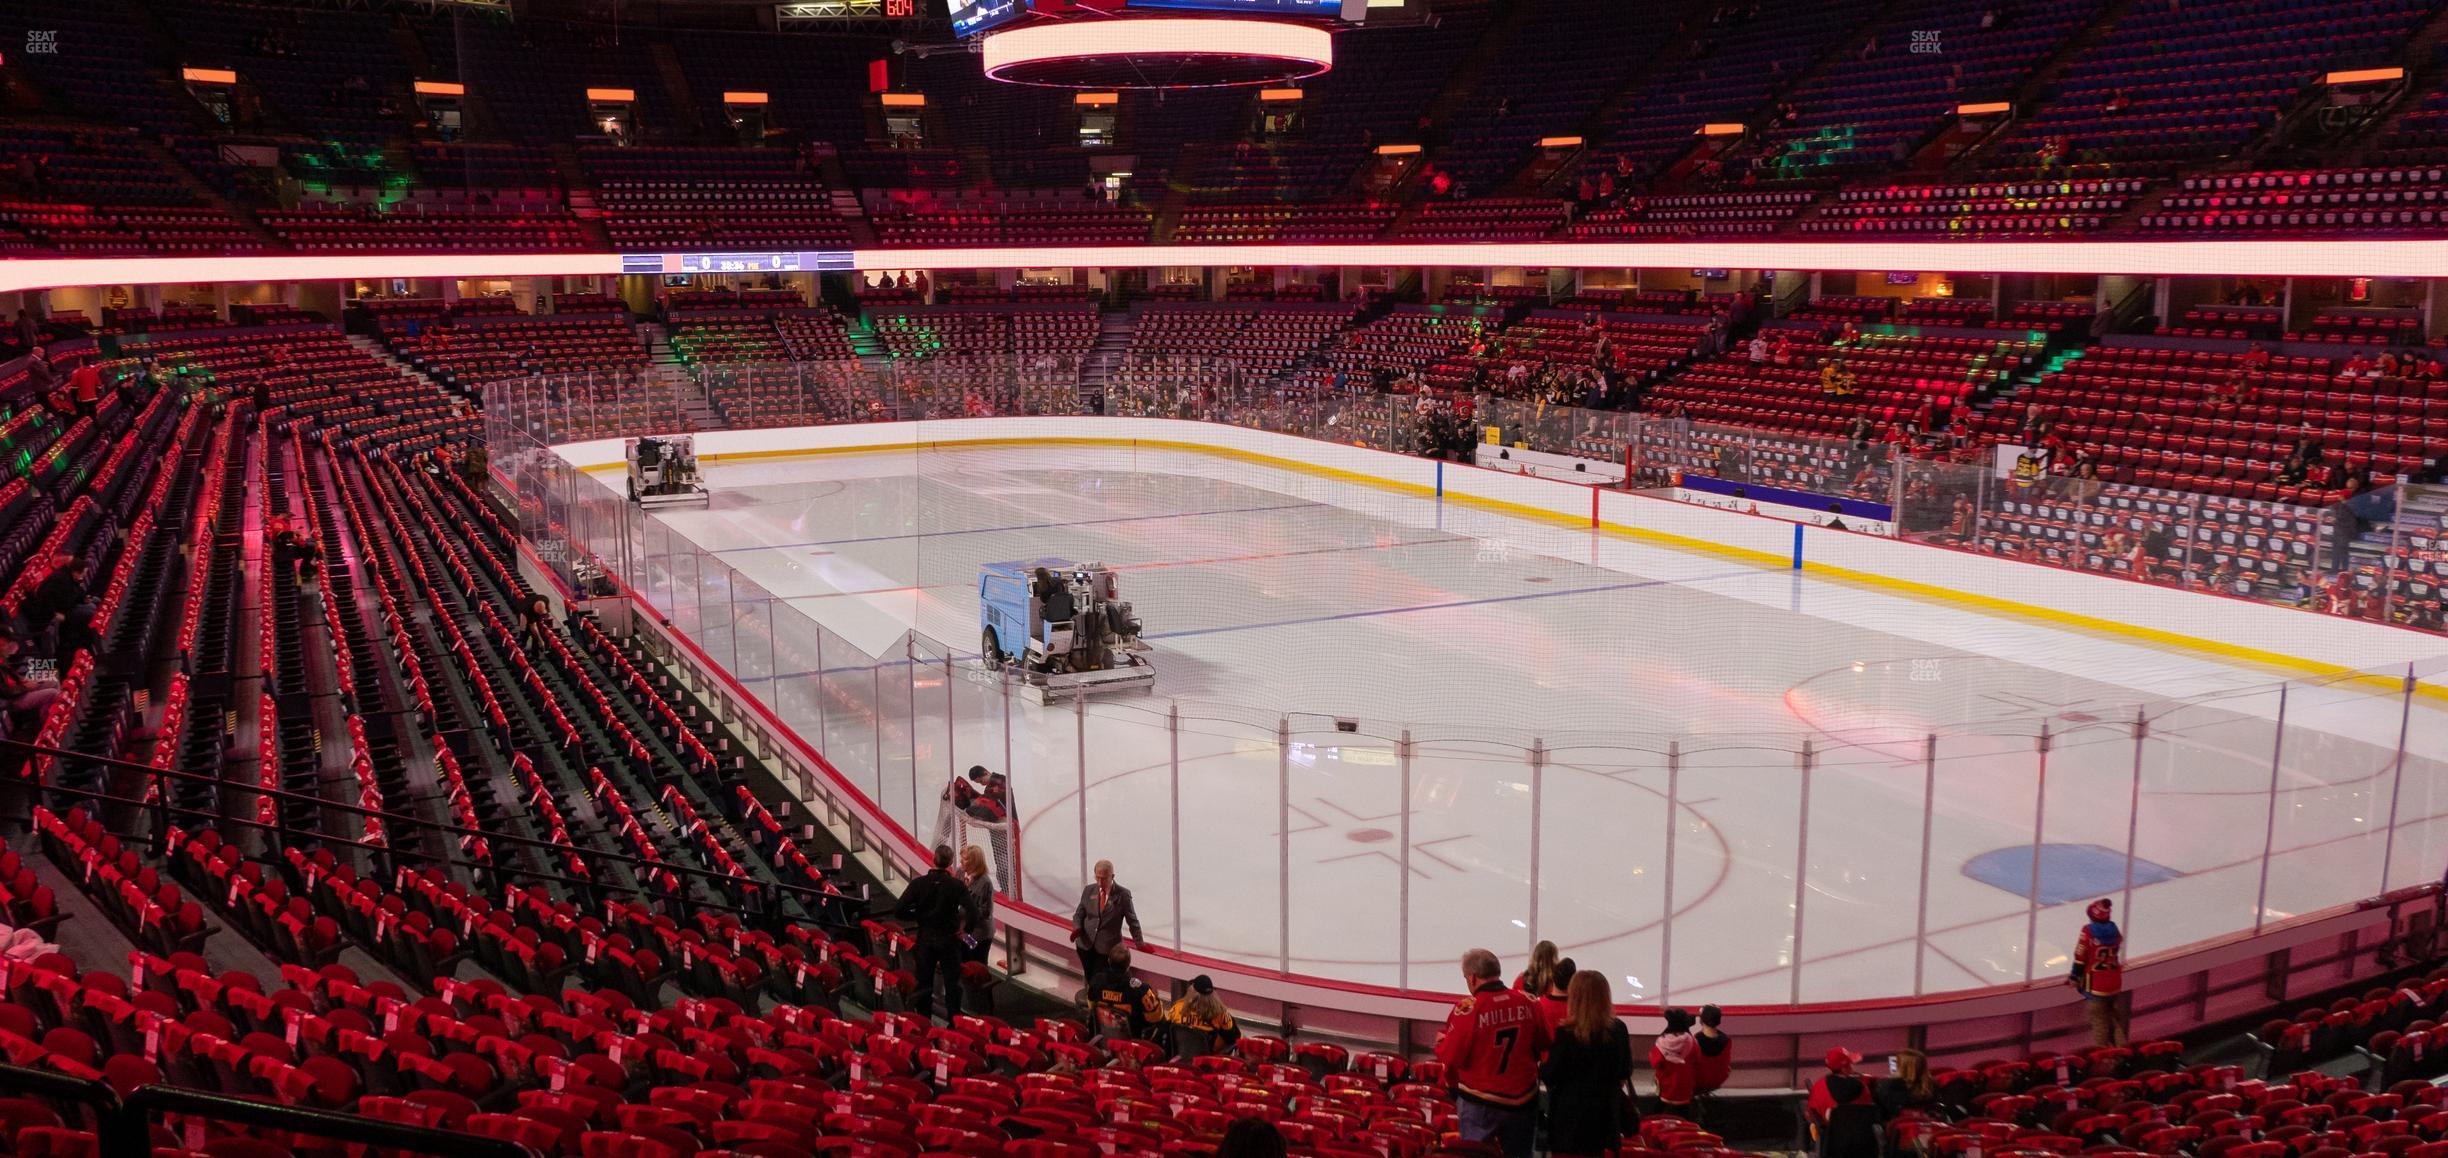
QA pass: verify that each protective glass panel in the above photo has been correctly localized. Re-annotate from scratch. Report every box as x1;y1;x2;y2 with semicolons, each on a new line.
908;635;958;817
876;642;921;839
1667;739;1800;1006
1799;736;1931;1003
1285;720;1403;987
947;656;1018;900
1015;694;1090;932
1404;737;1535;995
668;546;701;637
1540;741;1670;1008
693;557;735;673
1079;698;1182;955
490;363;2448;1006
2029;716;2145;993
728;579;775;708
1921;729;2040;992
819;629;885;805
769;609;827;748
2394;660;2448;892
2129;694;2282;960
2265;672;2407;920
1171;706;1285;973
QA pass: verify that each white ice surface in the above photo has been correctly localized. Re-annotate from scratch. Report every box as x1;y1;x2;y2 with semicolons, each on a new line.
610;445;2448;1002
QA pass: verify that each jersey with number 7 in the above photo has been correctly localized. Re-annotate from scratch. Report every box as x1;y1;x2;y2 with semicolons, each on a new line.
1435;982;1552;1106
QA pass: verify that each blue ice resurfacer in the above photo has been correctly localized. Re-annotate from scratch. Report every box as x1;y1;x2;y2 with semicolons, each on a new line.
979;559;1153;702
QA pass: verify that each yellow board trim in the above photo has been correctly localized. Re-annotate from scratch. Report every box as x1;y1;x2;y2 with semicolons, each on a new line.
574;434;2443;698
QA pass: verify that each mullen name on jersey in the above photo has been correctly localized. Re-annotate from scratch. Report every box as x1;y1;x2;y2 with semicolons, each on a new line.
1465;995;1538;1031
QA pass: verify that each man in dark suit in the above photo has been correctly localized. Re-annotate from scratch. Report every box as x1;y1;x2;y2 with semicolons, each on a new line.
895;845;976;1020
1071;859;1146;978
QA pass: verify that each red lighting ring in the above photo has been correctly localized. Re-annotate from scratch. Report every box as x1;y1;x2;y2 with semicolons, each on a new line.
981;18;1334;89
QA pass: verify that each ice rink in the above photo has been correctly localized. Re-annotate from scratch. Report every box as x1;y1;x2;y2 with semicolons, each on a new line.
613;443;2448;1004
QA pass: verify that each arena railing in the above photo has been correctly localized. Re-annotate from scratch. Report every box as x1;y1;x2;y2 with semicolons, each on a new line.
486;368;2448;1076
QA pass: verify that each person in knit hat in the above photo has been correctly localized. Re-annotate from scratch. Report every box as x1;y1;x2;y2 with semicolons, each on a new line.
1166;974;1241;1056
1647;1007;1697;1117
2071;898;2129;1046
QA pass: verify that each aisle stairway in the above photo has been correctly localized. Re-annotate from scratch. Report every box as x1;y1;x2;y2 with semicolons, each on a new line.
344;335;452;397
845;316;892;373
636;322;716;429
2348;485;2448;575
1080;308;1137;391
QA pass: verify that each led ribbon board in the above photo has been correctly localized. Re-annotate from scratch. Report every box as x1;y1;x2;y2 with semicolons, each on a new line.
1125;0;1344;12
981;18;1333;87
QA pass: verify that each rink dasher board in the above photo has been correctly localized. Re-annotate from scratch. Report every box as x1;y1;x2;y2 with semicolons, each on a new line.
1470;444;1628;485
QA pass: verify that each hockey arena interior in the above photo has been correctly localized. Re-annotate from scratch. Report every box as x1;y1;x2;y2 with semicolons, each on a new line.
8;0;2448;1154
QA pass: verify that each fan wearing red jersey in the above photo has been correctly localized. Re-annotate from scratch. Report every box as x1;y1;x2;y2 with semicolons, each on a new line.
1435;948;1551;1158
2071;898;2130;1046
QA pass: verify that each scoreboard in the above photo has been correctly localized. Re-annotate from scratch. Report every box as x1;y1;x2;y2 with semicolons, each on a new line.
620;251;856;275
950;0;1026;35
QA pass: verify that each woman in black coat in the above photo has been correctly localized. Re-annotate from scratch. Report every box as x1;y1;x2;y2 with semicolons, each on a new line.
1541;971;1635;1156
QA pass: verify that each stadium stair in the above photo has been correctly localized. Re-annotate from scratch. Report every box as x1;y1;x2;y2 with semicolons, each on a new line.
2101;178;2199;232
1080;308;1137;392
1402;0;1541;194
829;188;875;247
2258;3;2448;167
677;374;718;429
844;317;892;374
649;42;700;134
545;141;594;202
383;11;436;84
1944;0;2147;177
127;134;273;244
630;322;711;424
1644;0;1912;195
1972;345;2091;424
1148;183;1192;244
809;149;879;248
2330;6;2448;167
2347;485;2448;573
1374;200;1430;240
298;444;450;859
455;78;518;147
1508;8;1707;196
344;335;455;399
639;322;680;371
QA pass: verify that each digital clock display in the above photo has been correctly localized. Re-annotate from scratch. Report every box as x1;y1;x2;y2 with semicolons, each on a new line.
678;253;803;274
